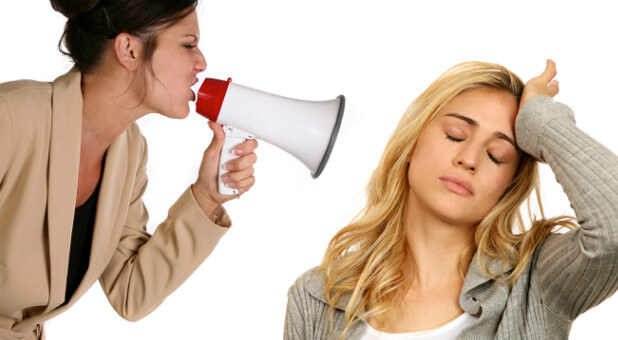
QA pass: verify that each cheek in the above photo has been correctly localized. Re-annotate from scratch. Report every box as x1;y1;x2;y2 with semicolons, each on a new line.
481;172;515;205
407;136;446;190
410;132;445;164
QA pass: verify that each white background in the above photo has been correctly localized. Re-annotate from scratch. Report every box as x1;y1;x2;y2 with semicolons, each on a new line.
1;0;617;339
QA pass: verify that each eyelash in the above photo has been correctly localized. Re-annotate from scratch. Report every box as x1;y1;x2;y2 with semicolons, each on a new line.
445;135;502;165
183;44;197;49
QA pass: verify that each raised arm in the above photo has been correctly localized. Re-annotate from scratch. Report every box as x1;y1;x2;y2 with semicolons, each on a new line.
517;60;618;321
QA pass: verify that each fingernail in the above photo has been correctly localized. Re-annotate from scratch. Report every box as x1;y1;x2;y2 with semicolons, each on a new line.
221;176;230;183
226;163;234;171
227;182;236;188
234;148;242;155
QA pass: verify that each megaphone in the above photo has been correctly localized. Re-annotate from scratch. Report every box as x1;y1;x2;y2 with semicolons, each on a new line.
196;77;345;195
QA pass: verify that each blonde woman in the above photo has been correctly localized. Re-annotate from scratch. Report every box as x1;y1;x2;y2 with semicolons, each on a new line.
284;60;618;339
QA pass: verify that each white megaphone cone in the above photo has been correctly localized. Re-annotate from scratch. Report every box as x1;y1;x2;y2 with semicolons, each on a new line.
196;77;345;196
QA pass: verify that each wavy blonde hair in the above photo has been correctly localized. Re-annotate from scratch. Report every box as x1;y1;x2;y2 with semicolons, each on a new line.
319;61;576;339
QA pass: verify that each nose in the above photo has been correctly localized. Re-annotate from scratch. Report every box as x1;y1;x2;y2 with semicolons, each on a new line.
194;48;207;73
454;144;480;173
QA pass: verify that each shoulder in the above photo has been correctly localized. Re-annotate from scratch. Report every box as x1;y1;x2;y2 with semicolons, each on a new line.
288;266;329;305
290;266;323;293
286;266;331;333
0;79;52;111
125;122;147;147
123;123;149;172
0;79;52;122
0;79;51;98
0;79;54;157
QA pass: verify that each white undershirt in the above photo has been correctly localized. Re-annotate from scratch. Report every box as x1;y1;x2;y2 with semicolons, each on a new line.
360;313;478;340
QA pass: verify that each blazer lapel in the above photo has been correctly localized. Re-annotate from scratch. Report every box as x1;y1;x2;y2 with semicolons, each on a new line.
85;131;129;283
45;69;82;312
43;69;133;312
59;130;130;308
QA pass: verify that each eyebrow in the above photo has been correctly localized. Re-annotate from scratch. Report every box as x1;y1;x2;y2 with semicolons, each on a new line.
444;112;517;148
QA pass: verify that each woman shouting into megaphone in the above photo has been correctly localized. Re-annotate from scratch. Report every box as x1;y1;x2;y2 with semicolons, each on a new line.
0;0;257;339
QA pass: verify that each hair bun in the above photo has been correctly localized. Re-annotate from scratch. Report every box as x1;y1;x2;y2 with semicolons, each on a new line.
50;0;101;18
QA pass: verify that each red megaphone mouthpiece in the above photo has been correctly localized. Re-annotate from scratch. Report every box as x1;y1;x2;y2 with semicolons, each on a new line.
195;77;233;122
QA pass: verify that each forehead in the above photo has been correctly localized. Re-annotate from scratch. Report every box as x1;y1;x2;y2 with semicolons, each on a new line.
158;10;199;37
438;88;518;134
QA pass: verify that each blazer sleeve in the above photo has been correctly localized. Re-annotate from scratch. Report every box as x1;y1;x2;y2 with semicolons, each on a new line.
0;98;14;182
99;134;231;321
517;95;618;321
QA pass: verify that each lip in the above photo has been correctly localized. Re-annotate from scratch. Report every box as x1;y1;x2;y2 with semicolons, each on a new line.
439;175;474;196
190;78;199;101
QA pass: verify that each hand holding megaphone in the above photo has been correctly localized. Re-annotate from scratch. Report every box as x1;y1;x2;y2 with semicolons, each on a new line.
196;78;345;195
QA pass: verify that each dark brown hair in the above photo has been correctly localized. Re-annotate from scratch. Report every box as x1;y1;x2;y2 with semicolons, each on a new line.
51;0;198;73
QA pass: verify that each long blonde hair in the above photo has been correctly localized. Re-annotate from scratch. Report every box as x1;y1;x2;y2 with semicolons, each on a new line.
319;61;576;338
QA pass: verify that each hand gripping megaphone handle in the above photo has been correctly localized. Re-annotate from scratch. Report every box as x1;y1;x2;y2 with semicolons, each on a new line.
196;77;345;195
219;125;255;195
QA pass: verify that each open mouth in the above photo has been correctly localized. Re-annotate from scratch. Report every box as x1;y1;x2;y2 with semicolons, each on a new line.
190;78;200;101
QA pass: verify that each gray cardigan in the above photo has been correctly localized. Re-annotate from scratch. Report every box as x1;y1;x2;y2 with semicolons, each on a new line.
284;95;618;339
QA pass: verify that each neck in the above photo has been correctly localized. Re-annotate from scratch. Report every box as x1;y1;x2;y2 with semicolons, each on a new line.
80;64;148;158
404;196;476;290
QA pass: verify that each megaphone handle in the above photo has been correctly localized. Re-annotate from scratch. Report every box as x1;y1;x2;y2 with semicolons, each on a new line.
218;125;255;196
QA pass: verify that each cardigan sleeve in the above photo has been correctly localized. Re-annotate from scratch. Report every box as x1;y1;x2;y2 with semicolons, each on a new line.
99;133;231;321
516;95;618;321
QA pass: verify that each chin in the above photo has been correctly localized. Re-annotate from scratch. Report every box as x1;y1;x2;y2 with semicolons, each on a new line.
431;199;482;226
441;213;482;228
177;109;191;119
168;106;191;119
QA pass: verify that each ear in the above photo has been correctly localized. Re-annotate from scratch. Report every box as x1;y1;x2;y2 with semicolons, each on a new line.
113;33;142;71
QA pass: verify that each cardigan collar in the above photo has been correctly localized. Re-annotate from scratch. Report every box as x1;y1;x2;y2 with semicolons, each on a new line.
305;251;514;314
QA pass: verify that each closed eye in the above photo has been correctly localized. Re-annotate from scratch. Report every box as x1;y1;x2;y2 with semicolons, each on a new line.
445;134;464;142
446;134;502;164
183;44;197;49
487;152;501;164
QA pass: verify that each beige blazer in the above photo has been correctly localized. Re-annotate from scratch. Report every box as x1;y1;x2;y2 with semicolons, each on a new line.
0;70;231;340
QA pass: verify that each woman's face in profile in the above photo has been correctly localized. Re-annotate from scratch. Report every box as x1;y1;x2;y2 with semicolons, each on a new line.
407;88;522;227
143;10;207;118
